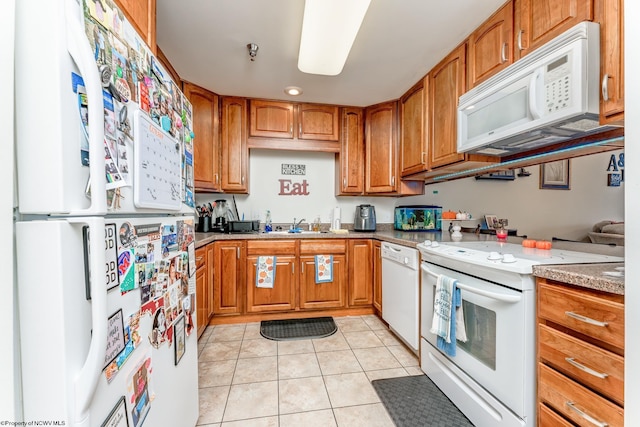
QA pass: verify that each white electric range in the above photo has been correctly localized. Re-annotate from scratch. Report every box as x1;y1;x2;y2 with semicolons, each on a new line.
417;239;623;427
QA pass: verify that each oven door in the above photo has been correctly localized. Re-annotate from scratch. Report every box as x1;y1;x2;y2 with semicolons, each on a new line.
420;262;529;418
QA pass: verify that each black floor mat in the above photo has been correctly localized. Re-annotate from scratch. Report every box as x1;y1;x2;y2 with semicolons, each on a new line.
372;374;474;427
260;316;337;341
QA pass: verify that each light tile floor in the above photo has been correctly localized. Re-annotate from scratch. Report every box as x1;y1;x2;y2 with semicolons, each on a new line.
196;315;422;426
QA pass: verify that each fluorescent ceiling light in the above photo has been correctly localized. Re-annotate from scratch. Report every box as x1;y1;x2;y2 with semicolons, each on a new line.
298;0;371;76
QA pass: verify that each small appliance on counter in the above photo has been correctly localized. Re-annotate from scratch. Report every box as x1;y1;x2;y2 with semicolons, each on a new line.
212;199;236;232
354;204;376;231
228;220;260;233
394;205;442;231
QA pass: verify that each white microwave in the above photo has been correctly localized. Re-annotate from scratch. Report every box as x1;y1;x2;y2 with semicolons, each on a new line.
457;22;613;156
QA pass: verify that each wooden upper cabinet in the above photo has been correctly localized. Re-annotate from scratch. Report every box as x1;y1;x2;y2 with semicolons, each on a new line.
428;43;467;169
514;0;593;59
249;100;295;139
114;0;156;53
248;99;341;151
365;101;398;193
597;0;624;125
183;82;220;192
336;107;365;195
400;78;429;177
298;104;340;141
220;97;249;193
468;1;514;88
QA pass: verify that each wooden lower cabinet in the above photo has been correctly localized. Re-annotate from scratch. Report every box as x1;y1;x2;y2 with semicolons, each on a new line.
212;241;244;315
537;278;624;426
299;254;347;310
195;246;208;339
372;241;382;313
246;255;297;312
348;240;373;306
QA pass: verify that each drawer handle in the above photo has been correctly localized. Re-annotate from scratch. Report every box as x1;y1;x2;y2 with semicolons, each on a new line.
565;311;609;327
566;401;608;427
565;357;609;379
196;257;204;262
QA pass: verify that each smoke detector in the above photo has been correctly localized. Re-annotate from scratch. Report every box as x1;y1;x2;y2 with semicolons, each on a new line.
247;43;259;61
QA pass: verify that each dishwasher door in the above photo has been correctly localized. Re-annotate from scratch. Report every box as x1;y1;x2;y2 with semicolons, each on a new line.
381;242;420;351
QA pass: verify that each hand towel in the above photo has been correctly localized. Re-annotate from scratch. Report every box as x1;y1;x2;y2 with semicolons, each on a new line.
315;255;333;283
430;274;455;342
433;279;468;357
455;298;468;343
256;256;276;288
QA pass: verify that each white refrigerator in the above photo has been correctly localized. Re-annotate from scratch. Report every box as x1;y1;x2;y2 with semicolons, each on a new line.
14;0;199;426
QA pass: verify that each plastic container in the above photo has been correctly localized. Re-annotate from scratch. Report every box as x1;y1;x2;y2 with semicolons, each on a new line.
394;205;442;231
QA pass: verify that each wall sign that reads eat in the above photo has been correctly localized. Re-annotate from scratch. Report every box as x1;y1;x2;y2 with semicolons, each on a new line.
279;179;310;196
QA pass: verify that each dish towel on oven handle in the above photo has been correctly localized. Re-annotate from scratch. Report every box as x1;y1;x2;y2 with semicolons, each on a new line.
256;256;276;288
430;274;467;356
315;255;333;283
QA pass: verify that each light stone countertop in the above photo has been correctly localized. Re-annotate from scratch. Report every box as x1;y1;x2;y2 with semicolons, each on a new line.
533;263;625;295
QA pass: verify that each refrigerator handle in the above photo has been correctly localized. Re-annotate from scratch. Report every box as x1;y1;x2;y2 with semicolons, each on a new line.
65;0;107;216
67;217;108;427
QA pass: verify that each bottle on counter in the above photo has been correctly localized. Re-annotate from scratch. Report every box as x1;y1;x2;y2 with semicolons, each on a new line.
265;210;272;232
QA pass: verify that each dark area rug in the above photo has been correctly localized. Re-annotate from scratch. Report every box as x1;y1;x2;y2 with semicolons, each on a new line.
372;374;474;427
260;316;337;341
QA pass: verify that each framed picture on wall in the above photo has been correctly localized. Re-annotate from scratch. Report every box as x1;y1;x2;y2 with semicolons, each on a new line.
540;159;570;190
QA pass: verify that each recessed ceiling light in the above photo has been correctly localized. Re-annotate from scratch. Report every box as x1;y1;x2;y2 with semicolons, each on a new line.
285;86;303;96
298;0;371;76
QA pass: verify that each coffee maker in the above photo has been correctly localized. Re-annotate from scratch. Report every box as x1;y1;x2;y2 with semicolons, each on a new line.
212;199;235;232
354;204;376;231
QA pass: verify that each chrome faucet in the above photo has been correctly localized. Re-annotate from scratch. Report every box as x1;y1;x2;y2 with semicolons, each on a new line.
292;217;305;230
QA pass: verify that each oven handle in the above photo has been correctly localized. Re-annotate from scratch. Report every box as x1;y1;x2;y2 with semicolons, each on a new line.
421;264;522;303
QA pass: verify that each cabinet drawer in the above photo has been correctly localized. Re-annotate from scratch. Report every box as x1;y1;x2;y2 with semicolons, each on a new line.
299;239;346;254
539;324;624;406
247;240;296;255
538;403;574;427
539;364;624;427
538;282;624;350
195;247;207;269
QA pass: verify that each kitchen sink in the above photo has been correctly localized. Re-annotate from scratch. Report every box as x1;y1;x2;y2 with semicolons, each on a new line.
263;230;325;235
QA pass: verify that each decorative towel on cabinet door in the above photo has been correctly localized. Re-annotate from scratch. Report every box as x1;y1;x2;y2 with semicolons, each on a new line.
315;255;333;283
256;256;276;288
430;274;467;356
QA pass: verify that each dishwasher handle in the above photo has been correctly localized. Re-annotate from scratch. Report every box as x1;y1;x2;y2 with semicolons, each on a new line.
421;264;522;303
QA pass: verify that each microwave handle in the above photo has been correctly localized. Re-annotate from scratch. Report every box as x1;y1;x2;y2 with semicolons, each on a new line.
528;70;541;120
420;264;521;303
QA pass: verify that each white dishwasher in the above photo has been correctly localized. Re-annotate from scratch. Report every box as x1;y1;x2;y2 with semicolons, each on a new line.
381;242;420;352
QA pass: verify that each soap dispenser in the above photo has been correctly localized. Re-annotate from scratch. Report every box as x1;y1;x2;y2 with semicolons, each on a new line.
265;210;272;232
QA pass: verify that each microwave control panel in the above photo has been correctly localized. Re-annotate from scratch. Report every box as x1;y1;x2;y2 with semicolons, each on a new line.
544;53;572;114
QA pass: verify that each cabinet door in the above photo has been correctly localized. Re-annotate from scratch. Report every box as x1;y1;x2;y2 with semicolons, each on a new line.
213;241;244;315
206;243;215;321
428;43;466;169
400;79;428;177
195;246;208;338
220;97;248;193
249;100;295;139
336;108;364;195
298;104;339;141
365;102;398;193
299;255;347;309
348;240;373;306
183;82;220;192
468;1;514;88
114;0;156;52
515;0;593;59
246;255;297;312
373;241;382;313
598;0;624;124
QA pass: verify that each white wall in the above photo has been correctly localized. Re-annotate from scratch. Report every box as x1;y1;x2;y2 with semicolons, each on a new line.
624;1;639;425
197;149;623;240
3;0;19;421
403;150;624;241
196;149;398;226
